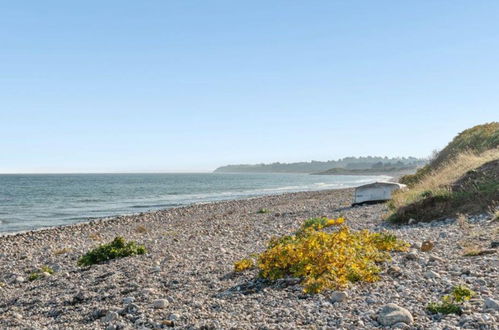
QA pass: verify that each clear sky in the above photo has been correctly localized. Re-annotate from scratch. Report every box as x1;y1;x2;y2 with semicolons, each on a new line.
1;1;498;173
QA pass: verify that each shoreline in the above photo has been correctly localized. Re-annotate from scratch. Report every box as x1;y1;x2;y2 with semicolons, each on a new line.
0;188;354;238
0;173;393;235
1;188;497;329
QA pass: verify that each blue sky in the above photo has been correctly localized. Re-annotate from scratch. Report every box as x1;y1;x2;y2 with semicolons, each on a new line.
1;1;498;173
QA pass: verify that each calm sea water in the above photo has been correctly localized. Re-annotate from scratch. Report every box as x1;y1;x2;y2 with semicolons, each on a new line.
0;173;390;233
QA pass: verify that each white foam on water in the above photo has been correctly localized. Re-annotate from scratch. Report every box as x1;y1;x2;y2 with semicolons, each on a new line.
0;173;391;234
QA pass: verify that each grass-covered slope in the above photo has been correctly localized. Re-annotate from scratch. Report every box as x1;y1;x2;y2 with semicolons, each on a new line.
400;122;499;187
388;149;499;223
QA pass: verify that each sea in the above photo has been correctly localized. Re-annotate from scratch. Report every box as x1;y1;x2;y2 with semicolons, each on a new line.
0;173;390;233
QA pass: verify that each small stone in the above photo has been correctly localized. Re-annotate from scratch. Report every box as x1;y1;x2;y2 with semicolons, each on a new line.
405;252;419;261
484;298;499;311
12;312;22;319
15;276;25;283
141;288;155;295
123;297;135;304
151;266;161;273
475;279;486;286
429;255;444;263
387;265;403;277
491;241;499;248
168;313;180;321
378;303;413;326
48;309;61;318
73;291;88;303
92;308;108;319
420;240;435;252
330;291;348;303
408;218;416;224
152;299;169;309
102;311;119;322
424;270;441;279
162;320;175;327
393;322;410;329
49;264;62;272
121;303;140;315
459;315;473;325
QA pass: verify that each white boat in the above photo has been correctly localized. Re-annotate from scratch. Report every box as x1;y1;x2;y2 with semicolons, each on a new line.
352;181;406;205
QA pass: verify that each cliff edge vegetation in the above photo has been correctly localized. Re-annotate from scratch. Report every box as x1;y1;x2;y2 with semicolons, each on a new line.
400;122;499;187
389;122;499;223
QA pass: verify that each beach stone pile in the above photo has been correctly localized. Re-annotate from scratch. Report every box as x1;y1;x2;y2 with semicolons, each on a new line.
0;189;498;329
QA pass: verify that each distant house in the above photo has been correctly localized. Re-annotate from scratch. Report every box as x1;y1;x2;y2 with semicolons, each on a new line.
352;181;406;206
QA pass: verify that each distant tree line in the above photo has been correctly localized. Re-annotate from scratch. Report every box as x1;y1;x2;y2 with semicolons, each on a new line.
214;156;427;173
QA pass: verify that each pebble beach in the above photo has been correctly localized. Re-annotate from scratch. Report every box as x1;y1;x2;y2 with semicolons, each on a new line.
0;188;498;329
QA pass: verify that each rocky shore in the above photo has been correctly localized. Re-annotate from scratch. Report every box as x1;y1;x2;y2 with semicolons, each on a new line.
0;189;498;329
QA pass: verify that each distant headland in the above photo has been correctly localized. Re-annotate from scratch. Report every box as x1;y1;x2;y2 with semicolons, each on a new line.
214;156;427;174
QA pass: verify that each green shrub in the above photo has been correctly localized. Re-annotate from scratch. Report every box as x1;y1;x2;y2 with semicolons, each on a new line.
451;285;475;302
78;236;147;266
427;301;462;315
427;285;474;315
257;208;271;214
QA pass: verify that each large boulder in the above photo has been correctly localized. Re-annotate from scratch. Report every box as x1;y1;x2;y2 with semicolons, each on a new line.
378;303;414;326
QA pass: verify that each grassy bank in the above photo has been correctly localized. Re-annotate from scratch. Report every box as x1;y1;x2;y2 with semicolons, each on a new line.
400;122;499;187
388;147;498;223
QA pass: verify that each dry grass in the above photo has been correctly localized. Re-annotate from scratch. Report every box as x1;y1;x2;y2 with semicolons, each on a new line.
88;233;103;241
401;122;499;187
492;209;499;222
457;215;498;256
462;248;495;257
457;213;470;230
391;149;499;211
134;225;149;234
53;247;72;256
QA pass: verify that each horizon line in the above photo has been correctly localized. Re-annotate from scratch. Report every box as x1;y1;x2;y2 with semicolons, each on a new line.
0;171;215;175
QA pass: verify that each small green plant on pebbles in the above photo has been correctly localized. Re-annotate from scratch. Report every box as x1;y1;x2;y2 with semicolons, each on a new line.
28;273;41;281
28;265;55;281
40;265;54;275
257;208;271;214
77;236;147;266
452;285;475;302
427;300;462;315
427;285;475;315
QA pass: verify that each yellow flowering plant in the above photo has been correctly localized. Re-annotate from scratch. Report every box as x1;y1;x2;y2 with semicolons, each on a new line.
234;217;409;293
299;217;345;232
234;258;254;272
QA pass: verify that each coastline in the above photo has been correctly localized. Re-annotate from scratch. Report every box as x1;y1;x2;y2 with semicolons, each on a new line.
1;189;497;329
0;172;392;234
0;188;352;238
